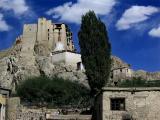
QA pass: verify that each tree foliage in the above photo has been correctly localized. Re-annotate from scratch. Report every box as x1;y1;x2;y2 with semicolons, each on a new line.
16;76;92;108
78;11;111;94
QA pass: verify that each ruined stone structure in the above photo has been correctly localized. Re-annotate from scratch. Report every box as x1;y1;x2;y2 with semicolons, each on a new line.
109;56;133;86
110;66;133;86
111;67;132;80
96;87;160;120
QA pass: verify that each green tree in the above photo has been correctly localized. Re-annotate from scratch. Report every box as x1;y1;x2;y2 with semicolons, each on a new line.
78;11;111;94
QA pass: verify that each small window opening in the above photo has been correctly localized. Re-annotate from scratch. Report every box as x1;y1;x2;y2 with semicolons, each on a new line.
110;98;125;111
77;62;81;70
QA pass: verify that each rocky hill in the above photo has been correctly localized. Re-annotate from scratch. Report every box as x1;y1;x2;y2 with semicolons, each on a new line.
0;18;160;91
0;39;88;91
1;39;160;91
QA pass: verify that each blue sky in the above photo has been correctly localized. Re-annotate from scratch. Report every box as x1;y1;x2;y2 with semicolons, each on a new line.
0;0;160;72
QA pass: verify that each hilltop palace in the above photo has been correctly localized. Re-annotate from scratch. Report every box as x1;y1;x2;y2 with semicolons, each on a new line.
15;18;84;70
15;17;132;81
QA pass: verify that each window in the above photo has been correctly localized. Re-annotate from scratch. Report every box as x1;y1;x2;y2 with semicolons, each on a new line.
110;98;125;111
77;62;81;70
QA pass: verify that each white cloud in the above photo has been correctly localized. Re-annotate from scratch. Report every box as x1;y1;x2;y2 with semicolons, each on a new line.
116;6;159;30
149;26;160;38
0;0;29;15
0;13;11;31
46;0;117;24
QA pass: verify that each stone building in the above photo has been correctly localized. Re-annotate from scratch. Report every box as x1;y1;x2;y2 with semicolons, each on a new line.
16;18;75;56
15;18;84;70
96;87;160;120
110;66;133;84
51;50;84;71
109;56;133;85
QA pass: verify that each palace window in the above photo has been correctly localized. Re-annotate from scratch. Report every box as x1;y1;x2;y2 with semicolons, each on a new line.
110;98;125;111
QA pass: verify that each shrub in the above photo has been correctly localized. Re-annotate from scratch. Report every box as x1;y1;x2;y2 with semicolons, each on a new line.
16;76;92;108
118;77;160;87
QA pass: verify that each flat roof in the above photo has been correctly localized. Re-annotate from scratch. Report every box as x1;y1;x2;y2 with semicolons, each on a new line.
102;87;160;92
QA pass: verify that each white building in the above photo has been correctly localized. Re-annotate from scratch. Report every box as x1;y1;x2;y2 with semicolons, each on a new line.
51;50;84;71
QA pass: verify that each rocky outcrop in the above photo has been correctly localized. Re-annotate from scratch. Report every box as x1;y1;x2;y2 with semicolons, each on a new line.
0;40;88;90
111;56;130;70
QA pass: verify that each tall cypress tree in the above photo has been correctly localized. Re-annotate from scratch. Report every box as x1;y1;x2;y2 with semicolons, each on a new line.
78;11;111;95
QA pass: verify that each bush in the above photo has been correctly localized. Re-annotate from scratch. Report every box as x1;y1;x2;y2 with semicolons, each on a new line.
118;77;160;87
16;76;92;108
118;77;146;87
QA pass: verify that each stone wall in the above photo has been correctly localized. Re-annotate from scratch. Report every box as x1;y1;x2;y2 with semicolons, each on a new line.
99;87;160;120
7;97;46;120
7;97;91;120
16;108;45;120
46;114;91;120
7;97;21;120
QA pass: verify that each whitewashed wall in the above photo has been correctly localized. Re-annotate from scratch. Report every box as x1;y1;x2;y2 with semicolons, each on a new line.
51;51;84;70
